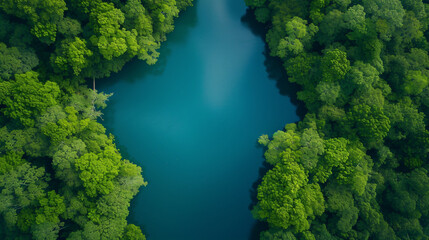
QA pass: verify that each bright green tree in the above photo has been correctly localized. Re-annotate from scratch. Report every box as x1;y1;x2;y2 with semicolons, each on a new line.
255;159;325;232
75;145;121;197
0;71;60;127
52;37;92;75
124;224;146;240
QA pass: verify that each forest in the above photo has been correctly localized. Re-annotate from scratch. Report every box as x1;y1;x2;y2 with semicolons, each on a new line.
245;0;429;239
0;0;192;239
1;0;429;239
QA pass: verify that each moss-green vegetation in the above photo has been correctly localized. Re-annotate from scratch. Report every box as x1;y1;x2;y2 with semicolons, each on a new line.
246;0;429;239
0;0;192;239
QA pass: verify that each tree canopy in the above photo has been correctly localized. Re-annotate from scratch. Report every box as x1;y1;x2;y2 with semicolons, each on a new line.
246;0;429;238
0;0;192;239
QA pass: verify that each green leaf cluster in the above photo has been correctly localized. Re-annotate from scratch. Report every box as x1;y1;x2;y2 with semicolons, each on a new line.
0;0;193;239
246;0;429;238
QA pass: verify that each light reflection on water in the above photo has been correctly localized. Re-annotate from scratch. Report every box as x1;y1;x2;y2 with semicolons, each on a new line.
98;0;299;239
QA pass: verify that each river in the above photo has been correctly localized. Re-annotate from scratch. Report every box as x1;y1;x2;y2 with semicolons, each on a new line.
98;0;300;239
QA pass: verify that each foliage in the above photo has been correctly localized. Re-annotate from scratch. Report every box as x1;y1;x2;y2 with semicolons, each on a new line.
246;0;429;238
0;0;193;238
0;71;60;128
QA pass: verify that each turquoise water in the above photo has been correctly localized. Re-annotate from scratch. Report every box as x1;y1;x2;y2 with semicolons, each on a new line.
98;0;299;239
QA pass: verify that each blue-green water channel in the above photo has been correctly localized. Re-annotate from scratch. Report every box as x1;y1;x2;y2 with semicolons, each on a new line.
98;0;300;239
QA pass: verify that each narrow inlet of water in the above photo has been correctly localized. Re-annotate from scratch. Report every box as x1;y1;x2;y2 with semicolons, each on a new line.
98;0;300;239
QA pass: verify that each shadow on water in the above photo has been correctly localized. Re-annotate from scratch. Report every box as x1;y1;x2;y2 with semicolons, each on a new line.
240;9;306;120
248;154;270;240
171;0;199;44
97;3;199;234
241;8;307;240
262;48;306;119
96;0;200;185
240;8;266;39
96;0;199;90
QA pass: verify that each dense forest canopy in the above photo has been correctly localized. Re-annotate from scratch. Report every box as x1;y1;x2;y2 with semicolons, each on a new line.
2;0;429;239
0;0;193;239
245;0;429;239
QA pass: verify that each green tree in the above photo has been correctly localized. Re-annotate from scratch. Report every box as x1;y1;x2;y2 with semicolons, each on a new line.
0;43;39;80
0;151;26;175
0;127;49;158
35;191;65;224
362;0;405;40
347;104;390;148
343;5;366;35
88;2;131;60
316;82;341;105
325;183;359;234
300;127;324;170
277;17;318;58
68;87;113;120
285;53;317;87
124;224;146;240
0;163;48;227
51;140;85;187
52;37;92;75
75;145;121;197
261;129;301;165
260;228;297;240
317;10;344;46
255;159;324;232
41;106;90;144
397;12;424;44
122;0;160;64
312;138;349;183
0;0;67;43
321;49;350;82
0;71;60;127
57;17;82;37
403;70;428;95
345;61;380;92
31;221;63;240
142;0;179;42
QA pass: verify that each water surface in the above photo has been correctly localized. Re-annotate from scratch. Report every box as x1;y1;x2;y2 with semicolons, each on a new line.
98;0;299;239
